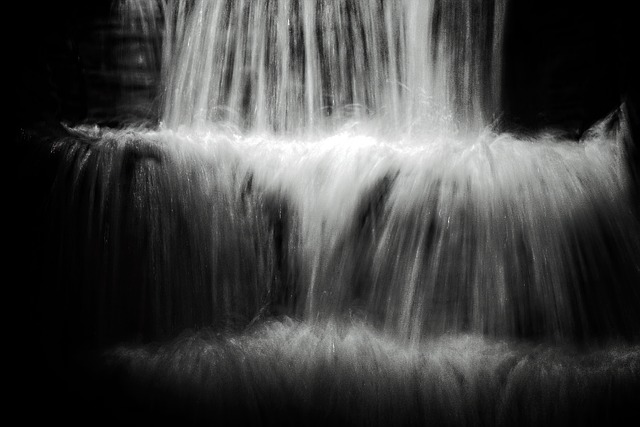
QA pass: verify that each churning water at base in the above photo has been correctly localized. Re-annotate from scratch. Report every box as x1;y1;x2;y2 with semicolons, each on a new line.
99;319;639;427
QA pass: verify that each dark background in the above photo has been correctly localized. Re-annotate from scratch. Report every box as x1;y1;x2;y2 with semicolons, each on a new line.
15;1;110;126
502;0;637;135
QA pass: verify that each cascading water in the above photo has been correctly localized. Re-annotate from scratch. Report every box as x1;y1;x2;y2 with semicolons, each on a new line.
19;0;640;425
122;0;503;132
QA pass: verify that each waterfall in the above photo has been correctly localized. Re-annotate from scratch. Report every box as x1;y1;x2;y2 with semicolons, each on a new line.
28;0;626;345
34;114;640;346
119;0;505;133
18;0;639;424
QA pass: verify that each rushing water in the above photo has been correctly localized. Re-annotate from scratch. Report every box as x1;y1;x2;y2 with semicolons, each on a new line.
36;115;640;347
119;0;505;133
22;0;640;424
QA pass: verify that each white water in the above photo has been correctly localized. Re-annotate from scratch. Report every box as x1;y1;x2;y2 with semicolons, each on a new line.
49;117;640;343
120;0;505;133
